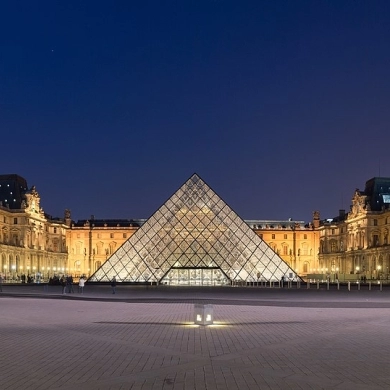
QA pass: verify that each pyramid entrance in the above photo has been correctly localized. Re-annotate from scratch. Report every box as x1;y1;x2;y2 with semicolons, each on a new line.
161;267;229;286
88;173;301;285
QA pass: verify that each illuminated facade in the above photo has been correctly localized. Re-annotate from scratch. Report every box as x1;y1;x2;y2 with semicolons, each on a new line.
0;175;67;280
318;177;390;281
10;172;384;283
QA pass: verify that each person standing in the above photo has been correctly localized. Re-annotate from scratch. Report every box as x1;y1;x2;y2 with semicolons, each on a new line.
60;276;67;294
78;276;85;293
69;275;75;293
111;277;117;294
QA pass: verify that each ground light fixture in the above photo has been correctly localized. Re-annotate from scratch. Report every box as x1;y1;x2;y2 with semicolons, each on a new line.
194;304;214;325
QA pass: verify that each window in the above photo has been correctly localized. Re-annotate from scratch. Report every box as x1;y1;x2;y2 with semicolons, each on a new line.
110;233;114;239
74;261;81;274
54;227;57;234
97;233;101;239
283;246;288;255
77;233;80;239
123;233;127;239
374;219;378;226
373;235;379;246
284;234;287;239
304;234;307;239
332;229;335;235
13;218;17;224
272;234;275;239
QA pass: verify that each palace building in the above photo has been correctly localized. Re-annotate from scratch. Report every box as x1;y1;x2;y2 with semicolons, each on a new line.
317;177;390;281
0;174;68;281
1;173;389;284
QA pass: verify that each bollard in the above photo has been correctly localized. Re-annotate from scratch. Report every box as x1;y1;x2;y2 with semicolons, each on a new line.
307;281;310;289
380;281;383;291
369;281;371;291
357;281;360;291
348;281;350;291
337;281;340;290
327;280;329;290
317;280;319;290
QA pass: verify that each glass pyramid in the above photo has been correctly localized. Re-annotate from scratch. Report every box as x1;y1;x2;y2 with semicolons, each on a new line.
88;174;300;285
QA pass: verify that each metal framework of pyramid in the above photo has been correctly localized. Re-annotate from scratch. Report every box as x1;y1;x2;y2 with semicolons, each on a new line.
88;174;301;285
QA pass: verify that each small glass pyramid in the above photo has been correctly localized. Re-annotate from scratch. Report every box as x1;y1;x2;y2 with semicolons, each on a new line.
88;174;300;285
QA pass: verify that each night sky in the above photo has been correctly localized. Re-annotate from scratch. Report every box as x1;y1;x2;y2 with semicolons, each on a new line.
1;1;389;223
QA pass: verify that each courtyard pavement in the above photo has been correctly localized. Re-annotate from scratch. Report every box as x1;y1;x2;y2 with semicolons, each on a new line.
1;284;390;390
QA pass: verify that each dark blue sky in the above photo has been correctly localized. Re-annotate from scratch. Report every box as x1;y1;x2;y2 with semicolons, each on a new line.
1;1;389;222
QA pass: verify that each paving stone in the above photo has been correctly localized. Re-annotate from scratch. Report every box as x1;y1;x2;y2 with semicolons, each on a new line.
1;286;390;389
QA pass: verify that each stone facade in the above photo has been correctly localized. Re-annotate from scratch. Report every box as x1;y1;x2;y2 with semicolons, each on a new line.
318;187;390;281
0;186;67;281
2;174;389;283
